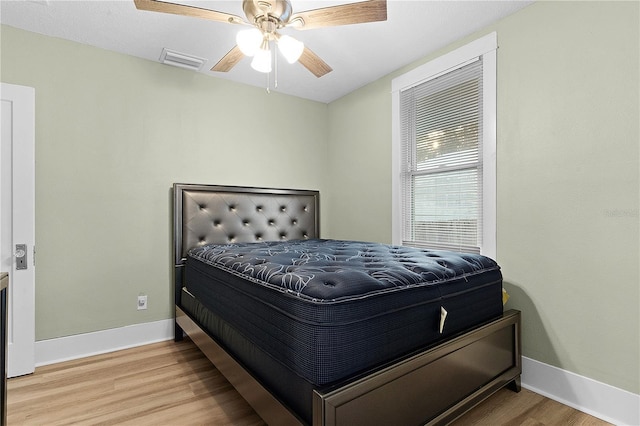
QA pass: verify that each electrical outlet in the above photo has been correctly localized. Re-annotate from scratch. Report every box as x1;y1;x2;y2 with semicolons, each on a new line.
137;295;148;310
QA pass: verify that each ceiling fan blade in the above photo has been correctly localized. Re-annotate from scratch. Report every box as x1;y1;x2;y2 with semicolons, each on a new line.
211;45;245;72
298;47;332;78
133;0;246;25
288;0;386;30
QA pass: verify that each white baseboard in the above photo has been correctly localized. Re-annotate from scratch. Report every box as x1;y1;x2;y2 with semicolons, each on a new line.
34;325;640;426
35;319;174;367
522;356;640;426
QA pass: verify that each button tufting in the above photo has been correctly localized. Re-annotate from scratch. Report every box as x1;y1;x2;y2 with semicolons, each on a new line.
268;220;275;226
243;220;250;226
256;205;263;212
280;206;286;212
199;204;206;210
291;219;298;225
213;220;221;227
229;205;236;211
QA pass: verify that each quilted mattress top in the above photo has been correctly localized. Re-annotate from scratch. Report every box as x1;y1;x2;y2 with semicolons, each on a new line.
188;239;500;302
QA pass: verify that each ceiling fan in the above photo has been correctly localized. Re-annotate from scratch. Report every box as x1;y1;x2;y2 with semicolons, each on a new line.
133;0;387;77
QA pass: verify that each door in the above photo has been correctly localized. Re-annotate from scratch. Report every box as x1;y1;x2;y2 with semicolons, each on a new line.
0;83;35;377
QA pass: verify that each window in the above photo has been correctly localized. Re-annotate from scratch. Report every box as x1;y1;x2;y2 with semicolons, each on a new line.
392;33;497;257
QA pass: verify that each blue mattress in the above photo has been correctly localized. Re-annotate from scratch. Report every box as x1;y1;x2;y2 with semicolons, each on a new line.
184;239;503;388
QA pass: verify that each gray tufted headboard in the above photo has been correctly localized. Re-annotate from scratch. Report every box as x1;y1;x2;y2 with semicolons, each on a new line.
173;183;320;268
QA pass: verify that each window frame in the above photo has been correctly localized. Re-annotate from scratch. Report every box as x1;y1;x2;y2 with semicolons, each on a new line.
391;32;497;258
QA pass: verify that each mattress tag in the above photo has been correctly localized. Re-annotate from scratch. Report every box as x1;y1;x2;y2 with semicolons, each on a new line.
439;306;448;334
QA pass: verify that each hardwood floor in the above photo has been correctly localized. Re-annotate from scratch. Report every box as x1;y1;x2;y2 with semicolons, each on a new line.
8;339;610;425
449;387;610;426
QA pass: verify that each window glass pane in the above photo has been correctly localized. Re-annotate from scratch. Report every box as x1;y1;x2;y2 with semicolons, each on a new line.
415;78;481;171
411;168;480;247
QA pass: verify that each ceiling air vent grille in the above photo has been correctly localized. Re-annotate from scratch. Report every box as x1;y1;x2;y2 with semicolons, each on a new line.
159;48;206;71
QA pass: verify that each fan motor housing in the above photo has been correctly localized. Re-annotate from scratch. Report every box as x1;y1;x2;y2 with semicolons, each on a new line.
243;0;292;27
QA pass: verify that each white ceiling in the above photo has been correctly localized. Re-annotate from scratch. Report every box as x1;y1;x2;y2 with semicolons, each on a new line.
0;0;533;103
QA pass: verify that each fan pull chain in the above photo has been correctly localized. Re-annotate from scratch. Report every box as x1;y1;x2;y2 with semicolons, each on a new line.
274;47;278;89
265;41;276;94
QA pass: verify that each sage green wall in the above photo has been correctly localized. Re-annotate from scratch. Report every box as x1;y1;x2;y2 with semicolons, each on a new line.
325;77;392;243
1;25;329;340
326;1;639;395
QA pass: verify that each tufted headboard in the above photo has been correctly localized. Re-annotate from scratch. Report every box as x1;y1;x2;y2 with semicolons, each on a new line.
173;183;320;268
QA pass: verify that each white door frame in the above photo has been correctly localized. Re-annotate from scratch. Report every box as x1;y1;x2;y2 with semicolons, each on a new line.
1;82;36;377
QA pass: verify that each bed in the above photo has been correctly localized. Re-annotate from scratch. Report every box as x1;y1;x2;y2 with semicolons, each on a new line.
173;183;521;425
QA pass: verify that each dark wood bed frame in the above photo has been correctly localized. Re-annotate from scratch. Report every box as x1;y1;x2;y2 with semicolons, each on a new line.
173;183;521;425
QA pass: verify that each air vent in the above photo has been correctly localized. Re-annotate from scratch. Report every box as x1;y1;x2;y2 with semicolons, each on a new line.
159;48;206;71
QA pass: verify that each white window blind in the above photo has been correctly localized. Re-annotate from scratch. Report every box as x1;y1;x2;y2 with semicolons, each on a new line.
400;59;484;253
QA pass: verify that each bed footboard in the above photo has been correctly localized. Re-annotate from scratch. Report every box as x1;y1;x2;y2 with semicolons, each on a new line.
313;309;521;425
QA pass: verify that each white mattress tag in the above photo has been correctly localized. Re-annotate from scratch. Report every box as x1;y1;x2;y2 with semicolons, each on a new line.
439;306;448;334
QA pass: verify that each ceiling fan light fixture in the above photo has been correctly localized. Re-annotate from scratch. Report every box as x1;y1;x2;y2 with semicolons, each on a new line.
277;35;304;64
236;28;263;56
135;0;388;78
251;38;272;73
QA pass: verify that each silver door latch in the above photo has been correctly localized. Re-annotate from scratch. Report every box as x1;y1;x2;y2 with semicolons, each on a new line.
16;244;27;270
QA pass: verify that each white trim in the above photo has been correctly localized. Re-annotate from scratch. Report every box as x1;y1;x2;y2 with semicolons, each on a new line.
481;47;497;259
35;319;174;367
1;82;36;377
392;32;497;94
522;356;640;426
390;87;402;245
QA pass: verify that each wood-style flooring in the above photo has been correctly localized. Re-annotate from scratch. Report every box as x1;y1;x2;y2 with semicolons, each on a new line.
7;339;611;425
